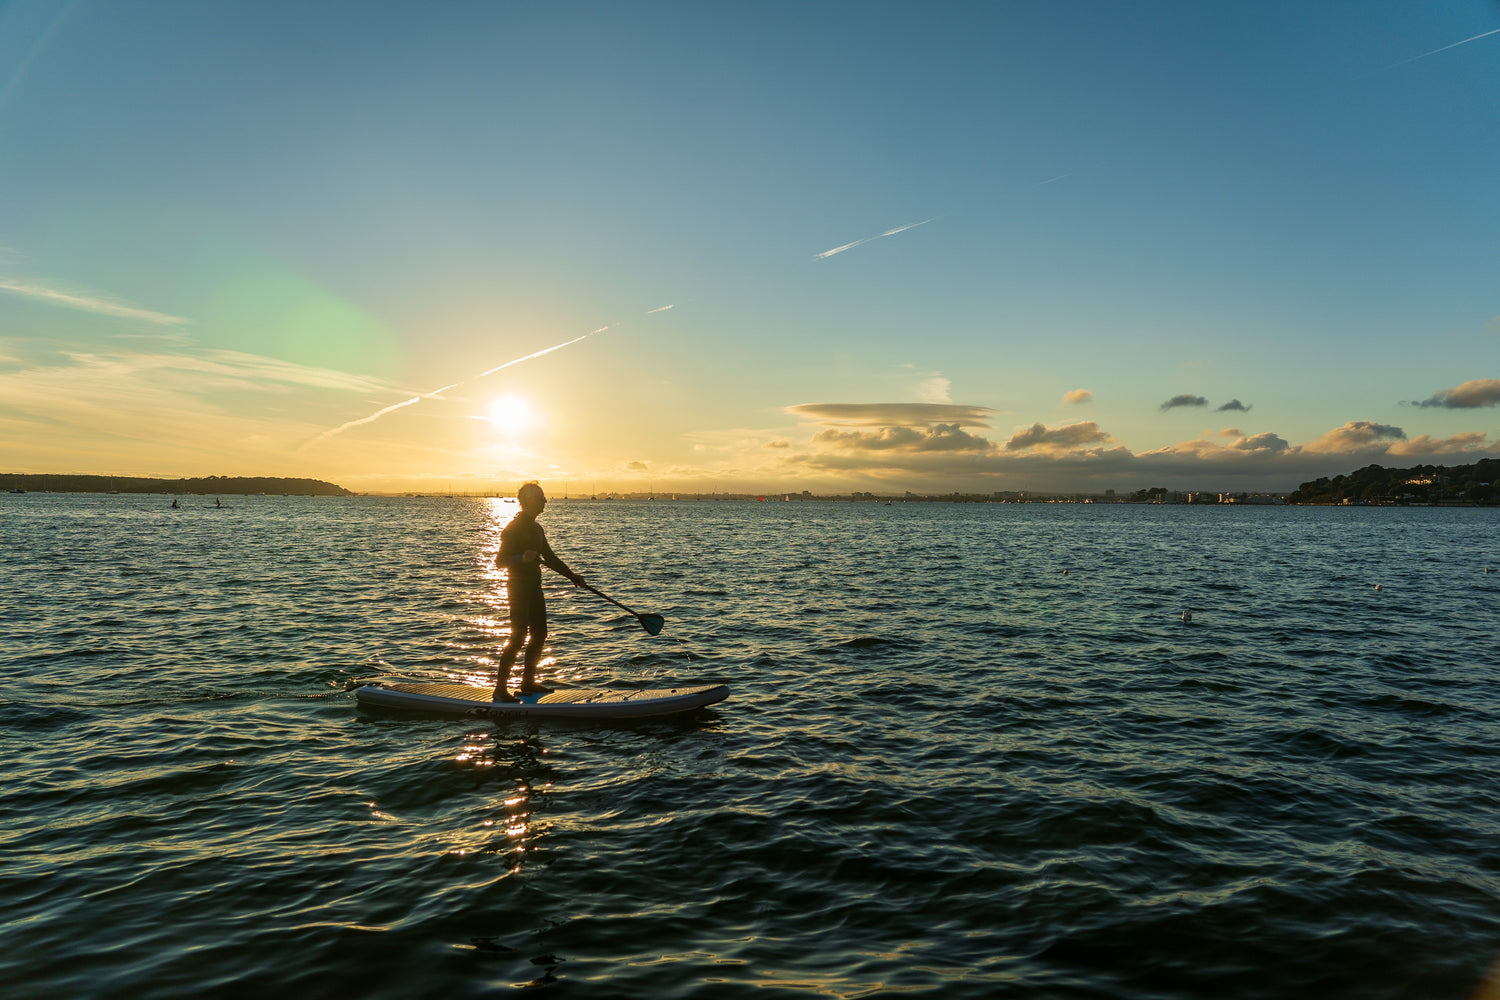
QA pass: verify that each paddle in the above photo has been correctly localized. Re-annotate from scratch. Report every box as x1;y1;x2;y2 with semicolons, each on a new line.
575;580;665;636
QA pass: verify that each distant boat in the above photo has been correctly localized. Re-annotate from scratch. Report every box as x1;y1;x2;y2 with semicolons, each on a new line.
7;488;24;494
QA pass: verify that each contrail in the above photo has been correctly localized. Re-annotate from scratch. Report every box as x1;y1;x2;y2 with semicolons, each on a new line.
815;218;933;260
878;220;929;238
305;381;461;445
306;310;672;446
477;327;607;377
1388;26;1500;68
814;239;864;260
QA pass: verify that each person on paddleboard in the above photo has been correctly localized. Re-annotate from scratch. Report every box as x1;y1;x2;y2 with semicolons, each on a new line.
493;481;585;702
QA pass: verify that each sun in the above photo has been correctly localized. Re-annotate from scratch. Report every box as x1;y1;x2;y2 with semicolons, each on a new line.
486;395;537;436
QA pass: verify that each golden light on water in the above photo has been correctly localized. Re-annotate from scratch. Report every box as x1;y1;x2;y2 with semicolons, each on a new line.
457;494;588;690
445;731;551;867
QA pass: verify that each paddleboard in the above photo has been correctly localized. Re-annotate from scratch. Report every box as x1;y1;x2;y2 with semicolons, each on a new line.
356;681;729;719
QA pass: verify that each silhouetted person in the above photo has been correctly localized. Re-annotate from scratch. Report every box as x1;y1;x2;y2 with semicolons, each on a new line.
493;482;585;702
170;498;180;509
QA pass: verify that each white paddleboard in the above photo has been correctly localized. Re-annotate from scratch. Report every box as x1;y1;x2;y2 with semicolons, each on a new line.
356;681;729;719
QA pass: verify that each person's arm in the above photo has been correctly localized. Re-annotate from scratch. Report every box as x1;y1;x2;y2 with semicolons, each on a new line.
537;531;584;585
495;523;530;570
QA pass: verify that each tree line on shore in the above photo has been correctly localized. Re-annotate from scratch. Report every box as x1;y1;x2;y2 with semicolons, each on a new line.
0;474;352;496
1286;459;1498;505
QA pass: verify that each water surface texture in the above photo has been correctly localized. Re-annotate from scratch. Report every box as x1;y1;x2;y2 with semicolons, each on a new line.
3;495;1498;998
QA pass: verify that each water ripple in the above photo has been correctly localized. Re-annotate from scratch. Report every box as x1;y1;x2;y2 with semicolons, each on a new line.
2;496;1499;997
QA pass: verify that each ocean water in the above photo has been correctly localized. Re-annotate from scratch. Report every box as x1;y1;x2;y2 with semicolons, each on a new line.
2;494;1499;999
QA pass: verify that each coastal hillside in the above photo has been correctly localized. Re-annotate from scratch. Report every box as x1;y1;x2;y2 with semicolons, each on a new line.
1287;459;1498;505
0;474;353;496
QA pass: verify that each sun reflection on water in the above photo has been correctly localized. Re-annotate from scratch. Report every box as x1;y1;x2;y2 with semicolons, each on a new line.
447;730;555;868
445;494;593;690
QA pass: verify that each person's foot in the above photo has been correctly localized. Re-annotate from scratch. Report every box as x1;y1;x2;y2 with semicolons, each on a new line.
518;684;554;695
492;688;519;703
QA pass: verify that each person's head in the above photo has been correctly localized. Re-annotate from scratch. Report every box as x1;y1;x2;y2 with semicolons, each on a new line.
517;481;546;514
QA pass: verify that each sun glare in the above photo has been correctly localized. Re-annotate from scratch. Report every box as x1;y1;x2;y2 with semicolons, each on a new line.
487;395;536;436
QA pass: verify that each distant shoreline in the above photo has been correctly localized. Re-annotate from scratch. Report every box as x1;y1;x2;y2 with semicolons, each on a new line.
0;474;352;496
5;488;1495;506
6;472;1495;506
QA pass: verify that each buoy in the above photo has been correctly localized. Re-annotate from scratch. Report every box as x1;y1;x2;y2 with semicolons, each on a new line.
1181;609;1193;623
1062;569;1069;575
1375;584;1382;591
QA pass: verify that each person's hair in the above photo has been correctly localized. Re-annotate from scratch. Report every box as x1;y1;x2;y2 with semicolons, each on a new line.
517;481;544;503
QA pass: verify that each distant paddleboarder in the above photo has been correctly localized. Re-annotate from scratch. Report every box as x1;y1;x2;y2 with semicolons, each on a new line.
493;482;586;702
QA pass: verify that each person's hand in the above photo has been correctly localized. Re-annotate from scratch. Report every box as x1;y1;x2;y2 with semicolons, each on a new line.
570;573;587;588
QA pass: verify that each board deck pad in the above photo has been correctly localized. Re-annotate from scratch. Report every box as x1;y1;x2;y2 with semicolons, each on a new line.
357;681;729;719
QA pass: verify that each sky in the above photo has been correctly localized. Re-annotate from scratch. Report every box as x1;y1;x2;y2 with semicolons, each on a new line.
1;0;1497;494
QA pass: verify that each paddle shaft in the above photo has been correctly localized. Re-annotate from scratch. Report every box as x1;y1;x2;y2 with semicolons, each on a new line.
578;581;642;617
568;578;663;634
540;565;662;634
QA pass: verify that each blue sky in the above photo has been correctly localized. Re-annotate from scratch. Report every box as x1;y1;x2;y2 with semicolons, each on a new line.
1;1;1496;492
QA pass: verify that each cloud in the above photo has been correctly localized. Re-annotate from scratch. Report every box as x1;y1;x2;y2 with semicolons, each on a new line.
1412;378;1500;409
625;461;649;471
804;413;1492;488
1388;432;1490;456
1160;394;1208;411
0;276;189;326
1006;421;1111;453
14;345;388;397
1232;432;1291;453
766;439;790;449
1063;389;1093;404
1302;420;1406;453
759;398;1500;493
814;423;995;453
917;375;952;404
195;350;391;394
1143;430;1292;460
0;343;419;477
787;402;994;427
1216;398;1251;412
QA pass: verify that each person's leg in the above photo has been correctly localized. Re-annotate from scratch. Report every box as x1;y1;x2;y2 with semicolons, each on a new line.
519;636;552;693
493;603;526;702
518;605;552;694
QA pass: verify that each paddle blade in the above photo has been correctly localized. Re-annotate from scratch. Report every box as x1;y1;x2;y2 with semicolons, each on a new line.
639;613;665;636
